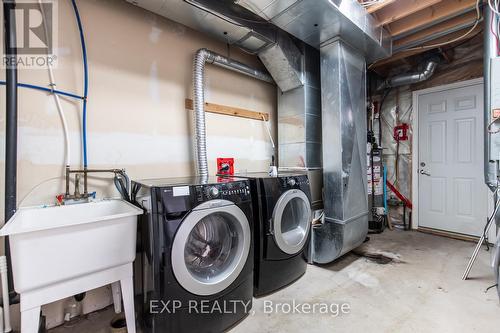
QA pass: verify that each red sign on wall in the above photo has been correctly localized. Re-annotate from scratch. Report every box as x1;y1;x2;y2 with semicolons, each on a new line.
394;124;409;141
217;158;234;175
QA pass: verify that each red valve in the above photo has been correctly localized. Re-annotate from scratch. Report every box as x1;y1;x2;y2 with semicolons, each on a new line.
56;194;64;205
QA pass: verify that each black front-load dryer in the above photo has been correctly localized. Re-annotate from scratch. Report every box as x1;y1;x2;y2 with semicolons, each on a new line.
131;176;254;333
222;172;312;296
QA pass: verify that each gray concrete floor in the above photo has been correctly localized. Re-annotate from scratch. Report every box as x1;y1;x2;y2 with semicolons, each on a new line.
49;230;500;333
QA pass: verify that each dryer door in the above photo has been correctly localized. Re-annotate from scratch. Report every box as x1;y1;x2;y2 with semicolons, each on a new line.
272;189;312;255
171;200;251;296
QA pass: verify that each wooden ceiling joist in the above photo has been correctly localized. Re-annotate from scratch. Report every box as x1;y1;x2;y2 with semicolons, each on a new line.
387;0;478;37
366;0;397;14
393;10;479;49
370;25;482;69
374;0;443;26
361;0;481;71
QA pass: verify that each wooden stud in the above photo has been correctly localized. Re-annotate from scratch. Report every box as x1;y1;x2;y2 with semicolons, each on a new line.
185;99;270;121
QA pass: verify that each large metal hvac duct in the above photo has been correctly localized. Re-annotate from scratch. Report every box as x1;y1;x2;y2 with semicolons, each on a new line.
127;0;304;92
309;41;368;264
127;0;275;54
276;41;323;209
236;0;391;62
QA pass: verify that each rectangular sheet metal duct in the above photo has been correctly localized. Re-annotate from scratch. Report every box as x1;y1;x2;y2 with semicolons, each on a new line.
310;40;368;264
258;31;304;92
277;42;323;208
236;0;391;63
277;43;321;170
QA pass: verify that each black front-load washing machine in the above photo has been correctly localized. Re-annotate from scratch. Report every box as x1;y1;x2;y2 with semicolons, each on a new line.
131;176;254;333
222;172;312;296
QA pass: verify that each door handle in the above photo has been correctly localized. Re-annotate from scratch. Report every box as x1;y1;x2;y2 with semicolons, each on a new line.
420;169;431;176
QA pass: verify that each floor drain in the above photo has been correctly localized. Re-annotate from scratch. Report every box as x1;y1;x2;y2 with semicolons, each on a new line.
110;314;127;333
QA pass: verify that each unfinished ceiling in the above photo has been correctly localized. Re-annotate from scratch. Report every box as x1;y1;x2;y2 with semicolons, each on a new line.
360;0;481;74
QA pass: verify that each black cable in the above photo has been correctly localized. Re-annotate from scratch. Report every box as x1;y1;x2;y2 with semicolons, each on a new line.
484;191;500;251
485;283;498;293
483;218;491;251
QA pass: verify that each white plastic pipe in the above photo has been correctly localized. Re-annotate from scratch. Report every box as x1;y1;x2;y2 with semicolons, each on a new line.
0;307;4;333
38;0;71;167
261;114;275;149
0;257;12;333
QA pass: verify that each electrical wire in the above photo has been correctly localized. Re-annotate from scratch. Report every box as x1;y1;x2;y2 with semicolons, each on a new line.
489;0;500;15
38;0;71;167
70;0;90;169
491;1;500;56
404;0;481;51
487;116;500;133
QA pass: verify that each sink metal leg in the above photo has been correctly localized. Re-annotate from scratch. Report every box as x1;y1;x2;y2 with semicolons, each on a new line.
121;277;136;333
21;306;40;333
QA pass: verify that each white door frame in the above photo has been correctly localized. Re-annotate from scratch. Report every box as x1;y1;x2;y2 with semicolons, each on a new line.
411;77;484;230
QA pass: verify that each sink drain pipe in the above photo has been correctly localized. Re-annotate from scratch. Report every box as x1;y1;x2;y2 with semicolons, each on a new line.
193;48;273;177
3;0;18;307
0;257;11;332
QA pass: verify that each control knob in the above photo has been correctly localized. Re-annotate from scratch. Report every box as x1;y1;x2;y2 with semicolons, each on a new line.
287;178;296;186
208;186;219;198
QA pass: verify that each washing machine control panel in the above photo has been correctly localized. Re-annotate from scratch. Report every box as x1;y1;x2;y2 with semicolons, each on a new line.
195;181;251;202
280;175;309;189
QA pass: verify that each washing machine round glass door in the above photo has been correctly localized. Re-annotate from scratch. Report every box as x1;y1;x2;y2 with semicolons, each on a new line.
272;189;312;255
171;200;251;296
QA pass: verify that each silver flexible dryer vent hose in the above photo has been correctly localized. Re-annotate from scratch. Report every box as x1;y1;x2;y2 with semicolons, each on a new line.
377;59;439;91
193;49;210;177
193;48;273;177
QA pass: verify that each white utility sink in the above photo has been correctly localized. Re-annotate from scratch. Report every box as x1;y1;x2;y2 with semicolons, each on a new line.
0;199;143;333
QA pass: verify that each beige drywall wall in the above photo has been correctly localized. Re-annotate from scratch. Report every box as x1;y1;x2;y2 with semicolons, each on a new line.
0;0;276;329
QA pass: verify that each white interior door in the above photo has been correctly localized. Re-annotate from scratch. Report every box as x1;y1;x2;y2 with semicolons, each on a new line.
418;82;488;236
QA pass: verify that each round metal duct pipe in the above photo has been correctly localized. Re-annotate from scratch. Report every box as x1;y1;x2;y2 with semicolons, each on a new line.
377;59;439;91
